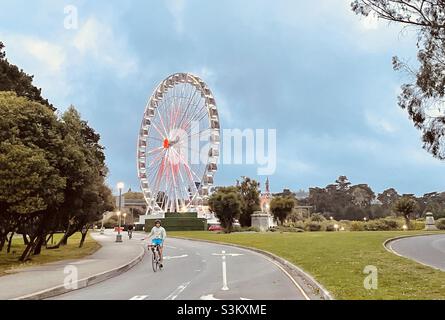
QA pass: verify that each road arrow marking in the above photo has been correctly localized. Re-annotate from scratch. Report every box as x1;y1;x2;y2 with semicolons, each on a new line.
212;253;244;257
200;294;220;300
211;250;244;291
163;254;188;260
130;295;148;300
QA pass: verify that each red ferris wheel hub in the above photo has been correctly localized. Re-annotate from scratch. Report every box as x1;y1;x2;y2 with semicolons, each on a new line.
163;138;170;149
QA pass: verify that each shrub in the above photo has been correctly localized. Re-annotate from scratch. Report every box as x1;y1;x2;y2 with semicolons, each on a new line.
364;219;397;231
310;213;326;222
409;220;425;230
350;221;365;231
436;218;445;230
305;221;322;232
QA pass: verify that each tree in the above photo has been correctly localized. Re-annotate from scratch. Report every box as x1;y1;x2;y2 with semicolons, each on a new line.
0;92;65;260
238;177;261;227
336;175;351;191
54;106;113;248
208;187;242;233
351;1;445;159
270;196;295;225
0;42;52;109
377;188;401;208
393;196;419;229
350;184;375;208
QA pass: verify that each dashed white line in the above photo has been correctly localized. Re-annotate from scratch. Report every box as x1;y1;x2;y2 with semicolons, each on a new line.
130;295;148;300
165;281;191;300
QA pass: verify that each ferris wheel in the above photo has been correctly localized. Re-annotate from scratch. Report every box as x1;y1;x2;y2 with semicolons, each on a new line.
137;73;220;213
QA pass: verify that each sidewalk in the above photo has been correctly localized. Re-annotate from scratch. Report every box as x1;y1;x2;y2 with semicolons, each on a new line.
0;229;145;300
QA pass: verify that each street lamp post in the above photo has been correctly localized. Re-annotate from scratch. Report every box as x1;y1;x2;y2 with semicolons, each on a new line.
116;182;125;243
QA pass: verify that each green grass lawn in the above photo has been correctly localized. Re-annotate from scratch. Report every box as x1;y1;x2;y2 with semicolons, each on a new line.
170;230;445;300
0;232;101;277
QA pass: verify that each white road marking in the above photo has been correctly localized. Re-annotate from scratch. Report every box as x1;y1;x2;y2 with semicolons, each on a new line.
163;254;188;260
130;295;148;300
165;281;191;300
200;294;220;300
165;245;177;249
212;250;244;291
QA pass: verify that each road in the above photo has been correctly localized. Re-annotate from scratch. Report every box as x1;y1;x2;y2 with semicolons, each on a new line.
50;232;308;300
388;234;445;271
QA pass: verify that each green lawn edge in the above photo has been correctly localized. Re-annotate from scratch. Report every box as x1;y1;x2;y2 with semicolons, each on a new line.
169;230;445;300
0;232;101;277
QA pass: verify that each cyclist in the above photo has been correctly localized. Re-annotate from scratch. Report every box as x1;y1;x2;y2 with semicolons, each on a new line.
127;224;134;239
146;220;166;267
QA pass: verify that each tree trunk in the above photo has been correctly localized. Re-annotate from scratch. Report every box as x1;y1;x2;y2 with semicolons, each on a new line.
7;232;14;253
0;235;6;252
19;236;37;262
45;233;54;248
22;234;29;245
404;215;411;230
33;234;45;255
79;229;88;248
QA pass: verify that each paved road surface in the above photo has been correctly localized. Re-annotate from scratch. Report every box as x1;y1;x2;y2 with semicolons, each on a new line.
50;233;307;300
388;234;445;271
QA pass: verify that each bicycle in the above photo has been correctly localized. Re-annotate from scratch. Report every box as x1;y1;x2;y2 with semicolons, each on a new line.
147;244;163;272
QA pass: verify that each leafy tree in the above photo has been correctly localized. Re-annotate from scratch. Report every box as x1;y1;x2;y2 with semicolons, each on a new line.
0;42;52;109
336;175;351;191
351;1;445;159
350;184;375;208
208;187;242;233
0;92;65;259
393;196;419;229
377;188;401;208
270;196;295;225
238;177;261;227
53;106;113;248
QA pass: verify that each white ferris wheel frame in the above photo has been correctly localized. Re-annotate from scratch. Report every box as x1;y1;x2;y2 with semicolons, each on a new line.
137;73;220;213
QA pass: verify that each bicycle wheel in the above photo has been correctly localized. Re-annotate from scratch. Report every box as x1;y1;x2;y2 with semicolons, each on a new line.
151;249;159;272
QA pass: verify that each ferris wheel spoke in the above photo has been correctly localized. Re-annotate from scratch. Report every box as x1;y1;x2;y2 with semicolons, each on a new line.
181;102;208;132
177;88;202;131
146;146;164;155
176;85;199;129
151;122;167;140
170;147;203;183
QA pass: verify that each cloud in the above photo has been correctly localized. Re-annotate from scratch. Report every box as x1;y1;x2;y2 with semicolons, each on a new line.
73;17;138;77
165;0;186;34
20;37;66;72
365;111;398;134
0;33;70;104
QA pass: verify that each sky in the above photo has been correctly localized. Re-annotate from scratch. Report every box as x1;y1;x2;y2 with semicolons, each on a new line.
1;0;444;196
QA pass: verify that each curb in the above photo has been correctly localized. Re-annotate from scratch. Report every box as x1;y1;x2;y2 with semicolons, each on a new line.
11;245;145;300
171;236;333;300
383;232;445;271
